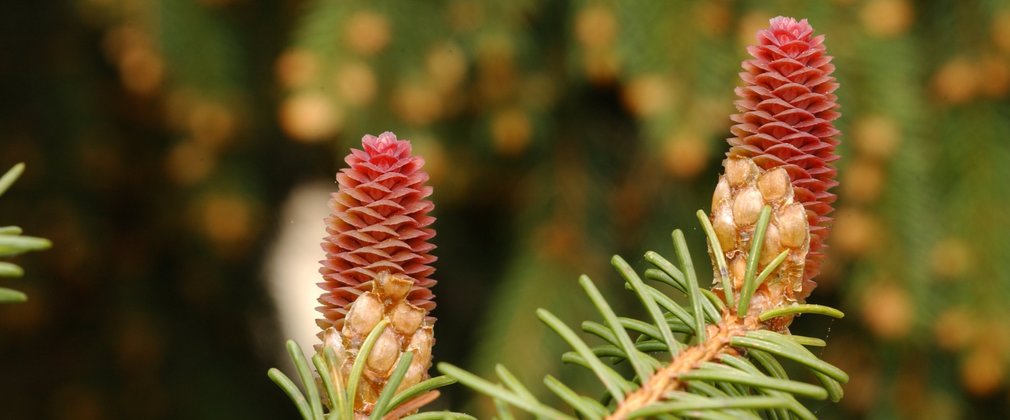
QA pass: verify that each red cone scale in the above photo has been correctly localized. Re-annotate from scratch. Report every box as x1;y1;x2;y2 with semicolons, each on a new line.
727;16;840;297
318;132;437;331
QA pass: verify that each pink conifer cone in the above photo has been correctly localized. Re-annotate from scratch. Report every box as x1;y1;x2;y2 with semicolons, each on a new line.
728;16;840;299
318;132;436;331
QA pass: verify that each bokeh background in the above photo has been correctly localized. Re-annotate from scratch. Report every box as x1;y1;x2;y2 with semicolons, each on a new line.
1;0;1009;418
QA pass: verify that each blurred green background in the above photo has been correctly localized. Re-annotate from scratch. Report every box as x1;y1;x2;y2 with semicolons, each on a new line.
1;0;1009;418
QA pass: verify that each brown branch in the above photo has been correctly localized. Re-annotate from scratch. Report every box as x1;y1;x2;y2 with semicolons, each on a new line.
607;314;760;420
382;390;440;420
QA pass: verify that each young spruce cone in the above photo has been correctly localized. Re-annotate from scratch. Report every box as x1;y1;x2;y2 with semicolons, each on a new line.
727;16;840;299
317;132;437;415
710;157;810;330
318;131;437;331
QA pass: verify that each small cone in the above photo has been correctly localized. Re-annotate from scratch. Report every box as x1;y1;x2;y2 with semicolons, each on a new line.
318;131;437;332
320;271;435;416
710;156;810;330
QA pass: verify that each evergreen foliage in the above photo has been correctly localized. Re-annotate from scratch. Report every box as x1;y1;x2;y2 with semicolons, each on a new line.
2;0;1009;418
0;164;51;303
439;211;847;419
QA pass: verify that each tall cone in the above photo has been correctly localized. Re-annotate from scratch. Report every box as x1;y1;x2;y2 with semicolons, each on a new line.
318;131;437;331
317;132;438;416
726;16;840;300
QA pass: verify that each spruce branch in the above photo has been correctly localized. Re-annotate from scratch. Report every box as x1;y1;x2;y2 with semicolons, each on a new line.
608;314;761;419
270;14;847;419
439;206;847;418
0;163;52;304
439;16;847;419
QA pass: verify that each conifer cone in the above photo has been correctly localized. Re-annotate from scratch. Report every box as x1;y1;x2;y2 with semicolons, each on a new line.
318;132;437;332
727;16;840;300
321;271;435;416
710;157;810;330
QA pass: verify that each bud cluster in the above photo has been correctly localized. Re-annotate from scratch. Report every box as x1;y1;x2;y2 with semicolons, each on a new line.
711;157;810;329
321;271;435;415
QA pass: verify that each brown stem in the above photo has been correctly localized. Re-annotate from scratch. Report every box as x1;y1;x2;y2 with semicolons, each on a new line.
607;314;760;420
382;390;440;420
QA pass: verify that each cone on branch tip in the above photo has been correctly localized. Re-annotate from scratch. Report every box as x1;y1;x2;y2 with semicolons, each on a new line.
723;16;840;302
617;18;842;415
317;132;438;415
318;131;437;332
